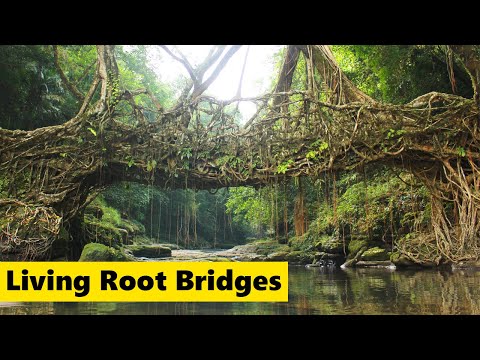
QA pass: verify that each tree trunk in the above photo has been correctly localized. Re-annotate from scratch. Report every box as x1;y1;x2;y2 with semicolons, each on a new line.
294;178;307;237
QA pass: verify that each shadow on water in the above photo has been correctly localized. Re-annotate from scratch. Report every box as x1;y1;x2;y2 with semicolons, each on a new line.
1;266;480;315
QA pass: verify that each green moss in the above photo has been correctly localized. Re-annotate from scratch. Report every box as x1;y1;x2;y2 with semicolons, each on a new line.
120;218;145;235
90;196;121;226
0;174;8;197
125;244;171;258
248;239;289;256
83;195;143;247
288;235;314;251
390;251;416;267
79;243;132;261
83;213;124;247
204;257;234;262
360;247;389;261
314;235;344;254
348;239;368;257
285;250;315;264
131;235;153;245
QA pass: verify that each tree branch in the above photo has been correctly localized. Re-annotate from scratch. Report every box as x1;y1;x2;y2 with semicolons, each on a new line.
159;45;199;87
236;45;250;99
195;45;227;80
74;60;96;86
53;45;84;102
449;45;480;104
297;45;375;104
273;45;300;107
191;45;242;99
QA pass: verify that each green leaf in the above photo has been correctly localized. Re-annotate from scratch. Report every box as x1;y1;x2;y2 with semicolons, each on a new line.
60;153;67;158
147;159;157;172
277;159;294;174
318;141;329;152
457;147;466;157
306;150;317;160
87;127;97;137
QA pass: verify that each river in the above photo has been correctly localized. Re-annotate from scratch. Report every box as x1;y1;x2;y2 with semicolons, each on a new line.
1;266;479;314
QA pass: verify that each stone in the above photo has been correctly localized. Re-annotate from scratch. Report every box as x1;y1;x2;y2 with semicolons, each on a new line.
355;260;395;267
79;243;131;262
266;251;290;261
285;251;315;265
390;252;416;267
125;244;172;258
156;243;183;250
315;235;344;254
347;239;368;257
360;247;389;261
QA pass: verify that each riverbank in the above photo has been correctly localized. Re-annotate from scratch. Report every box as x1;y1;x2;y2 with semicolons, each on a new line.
77;237;480;270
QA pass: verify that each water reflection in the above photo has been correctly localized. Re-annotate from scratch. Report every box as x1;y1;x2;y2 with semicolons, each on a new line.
1;267;480;315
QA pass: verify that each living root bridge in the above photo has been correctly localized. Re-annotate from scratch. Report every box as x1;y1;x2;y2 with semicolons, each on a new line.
1;44;480;264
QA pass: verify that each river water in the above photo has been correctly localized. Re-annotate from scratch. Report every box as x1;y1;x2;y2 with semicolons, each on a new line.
1;266;479;315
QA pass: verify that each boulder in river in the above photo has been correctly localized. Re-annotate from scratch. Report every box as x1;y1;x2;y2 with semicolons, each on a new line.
125;244;172;258
285;251;315;265
355;260;395;268
360;247;389;261
390;251;416;267
266;251;290;261
79;243;132;261
347;238;368;259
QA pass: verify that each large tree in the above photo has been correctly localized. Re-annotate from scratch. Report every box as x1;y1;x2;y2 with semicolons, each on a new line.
1;45;479;264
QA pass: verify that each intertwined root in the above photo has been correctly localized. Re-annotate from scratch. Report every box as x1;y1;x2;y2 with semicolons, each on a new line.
0;200;61;260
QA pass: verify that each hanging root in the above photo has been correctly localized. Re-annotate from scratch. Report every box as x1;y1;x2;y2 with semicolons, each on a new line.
398;158;480;265
0;200;61;260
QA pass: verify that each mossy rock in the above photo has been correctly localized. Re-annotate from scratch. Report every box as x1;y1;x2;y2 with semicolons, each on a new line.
125;244;172;258
156;243;182;250
214;243;238;249
314;251;345;262
131;235;154;245
360;247;389;261
83;214;125;247
250;239;289;256
266;251;290;261
84;204;103;219
204;257;234;262
348;239;368;257
285;250;315;264
79;243;132;262
119;218;145;236
288;235;314;252
315;235;344;254
390;252;417;267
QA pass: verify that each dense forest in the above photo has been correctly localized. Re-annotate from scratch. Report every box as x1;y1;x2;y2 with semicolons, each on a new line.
1;45;479;269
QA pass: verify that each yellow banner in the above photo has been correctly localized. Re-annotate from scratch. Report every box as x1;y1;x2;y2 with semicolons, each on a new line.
0;262;288;302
